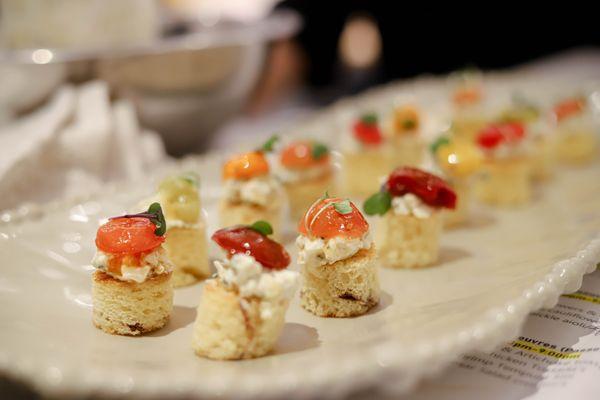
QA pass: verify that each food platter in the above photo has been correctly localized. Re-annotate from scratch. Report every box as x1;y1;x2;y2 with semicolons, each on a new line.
1;73;599;399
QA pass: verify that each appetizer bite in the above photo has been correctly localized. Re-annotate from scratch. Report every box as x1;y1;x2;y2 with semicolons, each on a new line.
383;104;425;167
276;140;334;221
297;196;379;317
140;173;209;287
499;95;554;180
341;112;392;196
364;167;456;268
431;136;483;227
220;136;285;238
473;121;533;206
449;71;488;140
192;221;298;360
91;203;173;336
552;96;598;164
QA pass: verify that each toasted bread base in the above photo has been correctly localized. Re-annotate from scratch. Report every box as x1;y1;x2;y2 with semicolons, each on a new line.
473;158;532;207
92;271;173;336
443;178;471;228
555;130;598;165
301;246;380;317
342;150;393;197
531;135;555;180
452;111;487;141
219;198;283;240
389;135;425;168
164;225;210;287
376;212;442;269
192;280;289;360
284;173;334;222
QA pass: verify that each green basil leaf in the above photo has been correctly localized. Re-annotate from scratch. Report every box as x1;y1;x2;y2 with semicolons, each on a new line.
311;142;329;160
260;135;279;152
363;191;392;216
148;202;167;236
361;113;378;125
333;199;353;215
249;220;273;236
430;136;450;154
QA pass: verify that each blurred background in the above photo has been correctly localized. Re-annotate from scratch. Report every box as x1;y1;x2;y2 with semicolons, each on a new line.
0;0;599;209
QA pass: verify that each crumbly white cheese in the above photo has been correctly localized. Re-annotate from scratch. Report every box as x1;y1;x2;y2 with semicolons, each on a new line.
121;265;152;283
391;193;434;219
296;231;372;267
91;247;172;283
223;176;280;206
214;253;299;320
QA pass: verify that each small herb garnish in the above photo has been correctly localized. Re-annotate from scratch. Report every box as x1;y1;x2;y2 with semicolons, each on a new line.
363;190;392;216
333;199;353;215
402;119;417;130
180;171;200;187
111;202;167;236
259;135;280;153
249;220;273;236
311;142;329;160
430;136;450;154
361;113;378;125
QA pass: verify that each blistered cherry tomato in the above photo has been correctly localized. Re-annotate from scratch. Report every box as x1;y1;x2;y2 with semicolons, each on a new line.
298;197;369;240
453;87;482;106
353;119;383;145
554;98;585;122
477;122;526;149
96;217;164;255
386;167;456;209
212;226;290;270
223;152;270;180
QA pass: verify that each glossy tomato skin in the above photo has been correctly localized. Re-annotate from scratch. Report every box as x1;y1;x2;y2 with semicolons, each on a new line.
298;197;369;240
554;98;584;122
386;167;456;209
212;226;290;270
477;125;503;149
96;217;165;255
222;152;270;180
353;121;383;145
280;141;330;169
477;122;526;149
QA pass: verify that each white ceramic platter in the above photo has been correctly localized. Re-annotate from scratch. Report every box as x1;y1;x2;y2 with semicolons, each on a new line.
1;75;600;399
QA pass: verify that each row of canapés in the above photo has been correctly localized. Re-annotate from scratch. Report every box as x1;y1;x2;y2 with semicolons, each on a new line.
88;77;599;361
90;165;456;360
339;79;598;202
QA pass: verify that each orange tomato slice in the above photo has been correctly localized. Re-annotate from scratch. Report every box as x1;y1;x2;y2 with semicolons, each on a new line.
298;197;369;240
554;98;585;122
280;141;330;169
96;217;164;255
223;151;270;180
453;87;482;106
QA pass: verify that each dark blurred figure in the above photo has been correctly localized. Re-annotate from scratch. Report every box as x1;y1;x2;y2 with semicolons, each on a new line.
249;2;599;112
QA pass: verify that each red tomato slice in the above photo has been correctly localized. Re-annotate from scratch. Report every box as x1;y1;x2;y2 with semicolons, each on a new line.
212;226;290;270
353;121;383;145
96;217;164;255
386;167;456;209
477;122;526;149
